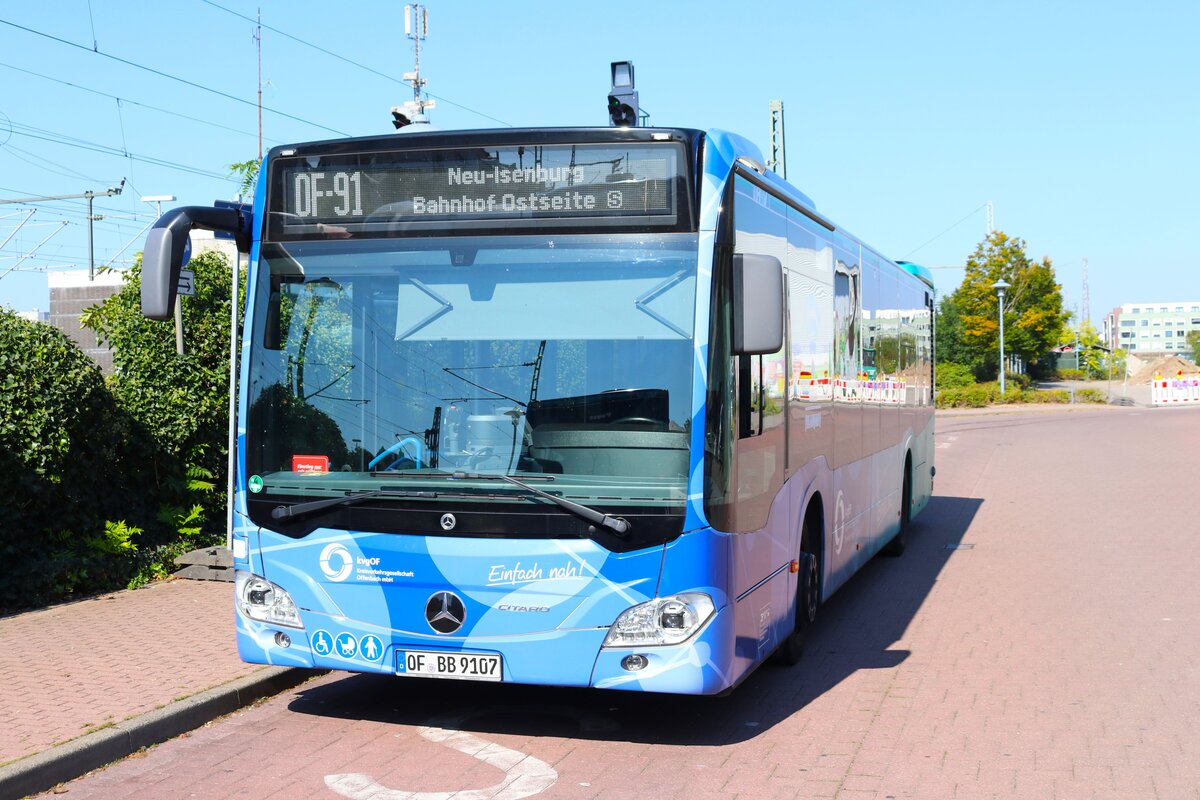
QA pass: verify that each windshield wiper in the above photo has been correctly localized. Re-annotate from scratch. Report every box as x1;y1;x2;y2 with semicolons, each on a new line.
450;471;631;537
271;489;436;522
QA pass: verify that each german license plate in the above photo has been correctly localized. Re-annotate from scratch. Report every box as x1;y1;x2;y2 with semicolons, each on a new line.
397;650;502;682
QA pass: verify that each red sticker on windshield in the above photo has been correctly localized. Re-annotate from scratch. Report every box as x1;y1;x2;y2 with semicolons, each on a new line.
292;455;330;474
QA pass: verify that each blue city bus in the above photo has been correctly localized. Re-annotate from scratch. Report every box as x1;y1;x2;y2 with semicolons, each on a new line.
141;127;934;695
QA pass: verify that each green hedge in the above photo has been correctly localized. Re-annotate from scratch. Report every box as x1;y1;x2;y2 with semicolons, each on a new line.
936;380;1109;409
937;383;1005;408
935;362;976;389
1076;388;1108;403
0;311;161;609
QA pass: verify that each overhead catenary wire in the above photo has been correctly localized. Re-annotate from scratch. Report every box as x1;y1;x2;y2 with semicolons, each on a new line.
900;203;988;261
0;209;155;246
0;202;152;231
3;142;105;183
0;209;35;252
85;0;99;51
199;0;513;128
1;184;119;213
0;192;162;266
0;220;68;280
6;121;231;181
2;6;514;280
102;218;156;269
0;62;279;144
0;17;349;137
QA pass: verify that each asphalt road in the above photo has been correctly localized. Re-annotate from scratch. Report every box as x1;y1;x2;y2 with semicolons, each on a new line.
41;405;1200;800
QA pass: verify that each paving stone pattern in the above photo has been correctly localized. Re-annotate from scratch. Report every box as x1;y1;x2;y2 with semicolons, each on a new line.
28;406;1200;799
0;579;260;766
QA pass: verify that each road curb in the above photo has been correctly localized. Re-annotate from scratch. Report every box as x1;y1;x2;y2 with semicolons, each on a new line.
0;666;326;800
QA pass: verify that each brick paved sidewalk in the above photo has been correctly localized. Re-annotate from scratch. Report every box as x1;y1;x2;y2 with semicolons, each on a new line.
0;579;260;767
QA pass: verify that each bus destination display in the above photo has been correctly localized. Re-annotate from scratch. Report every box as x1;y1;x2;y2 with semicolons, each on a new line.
272;142;683;237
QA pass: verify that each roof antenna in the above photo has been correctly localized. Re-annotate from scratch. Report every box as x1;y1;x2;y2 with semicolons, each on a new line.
391;5;436;129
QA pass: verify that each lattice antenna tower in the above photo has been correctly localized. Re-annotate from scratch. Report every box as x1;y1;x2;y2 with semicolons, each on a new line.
255;8;262;159
1081;257;1090;326
767;101;786;179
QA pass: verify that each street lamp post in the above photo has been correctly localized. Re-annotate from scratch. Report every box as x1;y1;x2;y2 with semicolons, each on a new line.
992;279;1011;394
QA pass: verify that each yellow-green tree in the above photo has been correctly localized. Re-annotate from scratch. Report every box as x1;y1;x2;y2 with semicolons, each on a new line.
1063;321;1125;379
939;231;1070;377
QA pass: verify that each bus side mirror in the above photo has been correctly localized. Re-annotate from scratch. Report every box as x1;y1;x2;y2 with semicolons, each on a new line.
141;205;252;320
732;253;784;355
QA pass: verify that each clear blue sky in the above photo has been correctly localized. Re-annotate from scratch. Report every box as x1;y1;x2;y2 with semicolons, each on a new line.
2;0;1197;324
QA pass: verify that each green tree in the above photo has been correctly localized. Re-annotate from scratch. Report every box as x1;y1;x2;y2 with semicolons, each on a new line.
1062;321;1122;378
229;159;261;198
942;230;1070;378
82;249;244;539
1187;330;1200;364
934;294;971;366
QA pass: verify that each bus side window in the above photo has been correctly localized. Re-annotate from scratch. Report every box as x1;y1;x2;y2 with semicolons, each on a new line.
730;176;787;530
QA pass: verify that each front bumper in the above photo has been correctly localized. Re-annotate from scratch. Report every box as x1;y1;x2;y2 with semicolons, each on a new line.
235;598;736;695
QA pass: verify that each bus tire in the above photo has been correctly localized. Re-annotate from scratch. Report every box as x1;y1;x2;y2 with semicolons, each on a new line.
883;460;912;557
775;546;818;666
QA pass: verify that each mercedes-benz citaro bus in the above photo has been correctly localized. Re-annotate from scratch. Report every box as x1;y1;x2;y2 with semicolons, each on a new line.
140;127;934;695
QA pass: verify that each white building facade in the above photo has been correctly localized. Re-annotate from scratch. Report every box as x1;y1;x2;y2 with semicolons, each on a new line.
1105;302;1200;355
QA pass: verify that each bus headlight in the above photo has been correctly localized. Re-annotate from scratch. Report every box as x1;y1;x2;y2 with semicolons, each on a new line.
602;593;714;647
235;571;304;630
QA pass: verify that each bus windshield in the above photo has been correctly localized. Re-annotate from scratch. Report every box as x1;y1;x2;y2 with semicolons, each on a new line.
244;232;698;533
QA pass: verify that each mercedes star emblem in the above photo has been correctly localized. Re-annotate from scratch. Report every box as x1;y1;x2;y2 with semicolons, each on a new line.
440;513;457;531
425;591;466;634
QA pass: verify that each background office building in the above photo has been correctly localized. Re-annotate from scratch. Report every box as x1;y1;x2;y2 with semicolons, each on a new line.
43;229;239;375
1104;302;1200;355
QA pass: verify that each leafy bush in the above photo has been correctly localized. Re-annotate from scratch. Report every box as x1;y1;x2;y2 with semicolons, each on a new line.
935;381;1109;409
0;310;159;609
1006;371;1033;390
935;362;976;390
1075;389;1108;404
1055;368;1087;381
1023;389;1069;403
937;383;999;408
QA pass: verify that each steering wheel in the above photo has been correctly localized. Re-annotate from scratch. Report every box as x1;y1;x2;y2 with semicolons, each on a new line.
368;436;424;471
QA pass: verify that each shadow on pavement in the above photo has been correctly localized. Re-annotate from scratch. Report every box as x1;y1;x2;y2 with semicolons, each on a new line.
288;494;981;746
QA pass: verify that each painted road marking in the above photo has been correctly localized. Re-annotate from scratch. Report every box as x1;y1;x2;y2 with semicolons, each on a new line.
326;727;557;800
325;708;570;800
